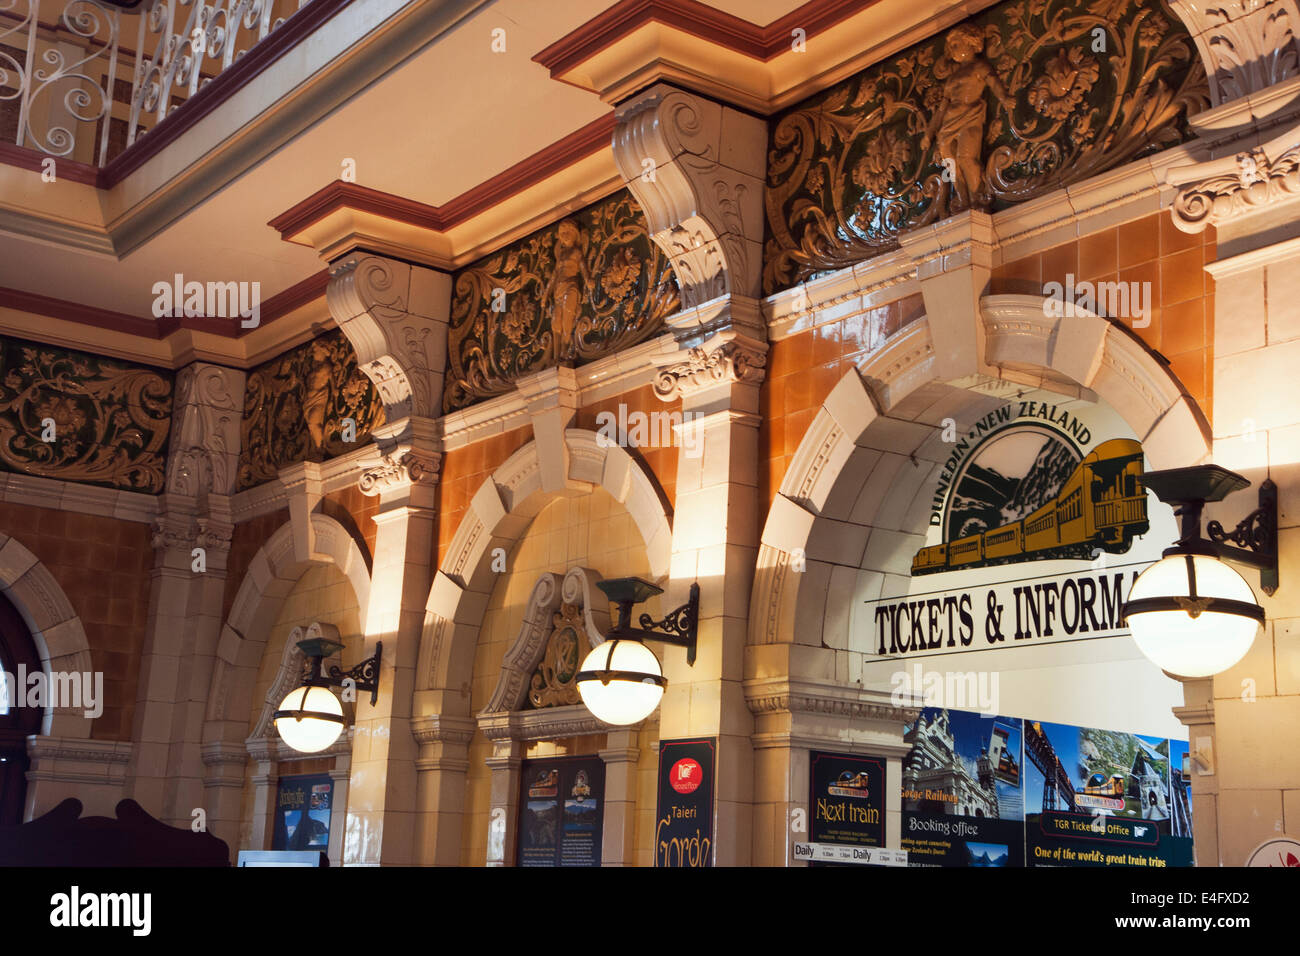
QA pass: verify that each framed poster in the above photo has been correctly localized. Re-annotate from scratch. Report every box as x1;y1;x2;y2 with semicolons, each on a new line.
271;774;332;851
809;751;885;859
901;708;1026;867
655;738;715;867
516;755;605;867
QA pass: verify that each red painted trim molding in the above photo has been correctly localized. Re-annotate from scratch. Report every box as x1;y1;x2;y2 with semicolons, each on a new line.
0;143;105;188
0;270;329;344
533;0;877;77
268;113;616;241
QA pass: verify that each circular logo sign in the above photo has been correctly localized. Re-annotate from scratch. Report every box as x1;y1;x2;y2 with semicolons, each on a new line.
1246;837;1300;867
670;758;703;794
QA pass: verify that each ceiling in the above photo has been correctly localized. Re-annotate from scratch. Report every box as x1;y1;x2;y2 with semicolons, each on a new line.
0;0;840;334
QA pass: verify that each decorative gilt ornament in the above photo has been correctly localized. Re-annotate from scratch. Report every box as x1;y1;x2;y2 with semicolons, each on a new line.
238;330;384;490
763;0;1210;293
444;190;679;412
526;603;586;709
0;336;173;493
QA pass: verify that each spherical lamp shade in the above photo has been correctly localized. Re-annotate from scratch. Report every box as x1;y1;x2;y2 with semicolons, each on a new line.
1125;554;1263;677
576;639;665;725
274;685;345;753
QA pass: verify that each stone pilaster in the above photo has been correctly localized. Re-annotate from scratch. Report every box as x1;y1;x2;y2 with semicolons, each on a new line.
127;362;243;835
599;729;641;866
411;714;475;866
1163;130;1300;864
343;423;440;865
652;339;766;866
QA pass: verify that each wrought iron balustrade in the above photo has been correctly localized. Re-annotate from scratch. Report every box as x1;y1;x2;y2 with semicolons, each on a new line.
1;0;310;167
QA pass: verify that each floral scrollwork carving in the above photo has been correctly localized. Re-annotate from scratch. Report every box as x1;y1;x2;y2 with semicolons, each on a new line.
1171;143;1300;232
763;0;1209;293
0;336;173;492
444;190;680;412
652;340;768;401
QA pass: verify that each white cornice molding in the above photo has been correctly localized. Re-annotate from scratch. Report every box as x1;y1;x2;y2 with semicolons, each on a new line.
0;472;160;524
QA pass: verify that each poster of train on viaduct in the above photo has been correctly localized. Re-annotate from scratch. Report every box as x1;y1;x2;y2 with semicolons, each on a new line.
868;394;1195;866
901;708;1194;867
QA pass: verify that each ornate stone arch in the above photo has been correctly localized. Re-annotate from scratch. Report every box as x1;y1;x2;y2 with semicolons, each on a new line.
202;513;372;751
418;429;673;719
749;293;1213;649
0;531;94;738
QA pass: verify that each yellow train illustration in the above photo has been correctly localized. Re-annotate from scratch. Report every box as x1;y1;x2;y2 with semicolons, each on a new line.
912;439;1148;575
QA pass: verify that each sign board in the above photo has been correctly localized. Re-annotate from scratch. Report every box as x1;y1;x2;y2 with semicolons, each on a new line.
655;738;715;867
516;755;605;867
794;842;908;866
809;751;885;865
271;773;332;852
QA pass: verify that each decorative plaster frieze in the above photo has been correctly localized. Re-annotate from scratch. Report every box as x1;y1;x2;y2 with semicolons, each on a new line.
613;83;766;307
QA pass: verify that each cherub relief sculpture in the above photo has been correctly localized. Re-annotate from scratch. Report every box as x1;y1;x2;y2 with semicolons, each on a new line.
543;219;592;365
762;0;1209;293
443;191;679;411
301;337;333;450
921;23;1014;211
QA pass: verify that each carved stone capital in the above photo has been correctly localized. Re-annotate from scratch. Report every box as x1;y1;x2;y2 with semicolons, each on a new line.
1169;0;1300;105
651;335;768;401
1168;130;1300;232
358;446;442;497
613;83;766;306
326;253;451;420
150;496;233;557
166;362;245;497
411;714;477;747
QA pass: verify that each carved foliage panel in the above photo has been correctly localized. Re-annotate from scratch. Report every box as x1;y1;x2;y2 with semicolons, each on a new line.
0;335;173;493
763;0;1210;293
237;329;385;490
444;189;680;412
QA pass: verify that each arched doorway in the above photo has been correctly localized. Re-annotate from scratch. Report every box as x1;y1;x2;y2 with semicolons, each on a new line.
0;590;41;824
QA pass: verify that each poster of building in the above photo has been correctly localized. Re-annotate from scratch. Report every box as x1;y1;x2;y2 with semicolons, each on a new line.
516;756;605;867
901;708;1026;866
1024;720;1193;867
655;738;715;867
271;774;332;851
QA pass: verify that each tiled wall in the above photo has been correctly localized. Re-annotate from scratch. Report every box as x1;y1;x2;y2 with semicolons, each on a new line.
991;213;1217;419
222;510;290;623
459;488;663;866
0;503;151;741
235;562;364;853
762;293;926;506
437;426;534;567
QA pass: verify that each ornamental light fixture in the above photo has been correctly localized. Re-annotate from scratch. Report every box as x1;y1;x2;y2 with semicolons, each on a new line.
273;637;382;754
1122;464;1277;678
576;577;699;725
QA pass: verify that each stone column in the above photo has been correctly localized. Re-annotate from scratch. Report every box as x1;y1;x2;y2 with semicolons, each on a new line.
1165;121;1300;864
327;759;351;866
599;728;640;866
651;343;766;865
481;730;523;867
327;252;451;865
412;714;475;866
127;362;243;833
615;82;769;866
